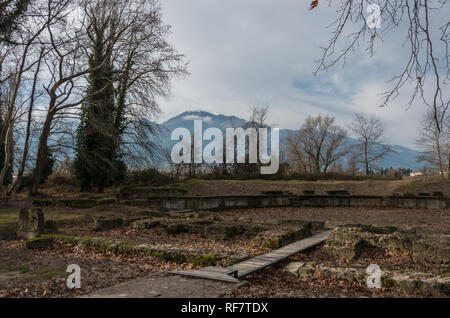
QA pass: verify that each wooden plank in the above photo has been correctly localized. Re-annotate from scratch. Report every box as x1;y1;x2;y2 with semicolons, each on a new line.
228;231;331;278
168;269;240;283
170;231;331;282
201;267;238;276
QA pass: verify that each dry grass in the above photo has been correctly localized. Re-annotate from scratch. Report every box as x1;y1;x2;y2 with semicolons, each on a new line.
180;178;449;196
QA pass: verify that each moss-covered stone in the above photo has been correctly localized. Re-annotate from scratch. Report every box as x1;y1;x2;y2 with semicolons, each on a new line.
44;220;58;234
26;237;54;250
96;198;118;205
323;227;374;259
245;225;269;238
17;208;44;240
32;199;54;207
413;235;450;264
203;223;246;240
48;234;246;266
324;225;418;259
94;218;125;231
284;261;450;295
69;199;97;209
165;223;190;234
341;223;399;234
130;219;160;230
379;234;414;252
254;222;312;249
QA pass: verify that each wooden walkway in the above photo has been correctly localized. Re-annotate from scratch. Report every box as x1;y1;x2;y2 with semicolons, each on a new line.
170;231;331;282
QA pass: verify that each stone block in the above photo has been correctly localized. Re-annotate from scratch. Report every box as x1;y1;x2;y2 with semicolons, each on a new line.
94;218;125;231
254;222;312;249
44;220;58;234
26;237;55;250
413;235;450;264
17;208;44;239
203;223;246;240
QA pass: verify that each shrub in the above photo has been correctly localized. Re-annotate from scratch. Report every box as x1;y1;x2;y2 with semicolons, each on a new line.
197;170;397;181
46;159;75;187
124;168;174;186
17;150;55;192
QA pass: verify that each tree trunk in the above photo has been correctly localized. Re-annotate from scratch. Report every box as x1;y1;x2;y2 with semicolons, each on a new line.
314;159;321;174
364;141;369;176
434;130;445;180
0;126;13;190
8;51;43;195
30;110;54;196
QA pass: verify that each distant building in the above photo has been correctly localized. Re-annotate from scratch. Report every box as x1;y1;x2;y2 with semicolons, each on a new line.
409;171;424;177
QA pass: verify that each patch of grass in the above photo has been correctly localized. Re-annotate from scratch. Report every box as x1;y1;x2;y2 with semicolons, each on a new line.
186;254;218;266
395;178;450;196
0;223;16;233
182;178;205;185
0;209;19;225
7;264;31;274
23;267;64;280
382;277;398;289
5;262;62;280
0;216;17;225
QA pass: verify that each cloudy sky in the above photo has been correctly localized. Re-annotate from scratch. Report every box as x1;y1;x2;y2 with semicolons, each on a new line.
156;0;446;149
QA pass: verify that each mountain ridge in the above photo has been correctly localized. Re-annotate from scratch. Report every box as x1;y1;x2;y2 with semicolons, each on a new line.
154;110;424;170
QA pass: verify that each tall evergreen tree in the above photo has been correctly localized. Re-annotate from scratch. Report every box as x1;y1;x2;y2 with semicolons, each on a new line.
74;18;119;192
73;0;186;193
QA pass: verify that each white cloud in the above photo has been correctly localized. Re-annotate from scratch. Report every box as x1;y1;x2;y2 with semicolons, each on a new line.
157;0;441;149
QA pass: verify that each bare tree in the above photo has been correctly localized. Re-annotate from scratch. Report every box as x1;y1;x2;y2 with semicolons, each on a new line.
286;133;312;172
416;107;449;179
78;0;187;171
287;114;347;173
311;0;450;133
7;48;44;195
249;103;269;128
29;0;118;195
0;0;55;191
346;152;360;175
349;113;393;175
27;0;187;194
238;103;270;173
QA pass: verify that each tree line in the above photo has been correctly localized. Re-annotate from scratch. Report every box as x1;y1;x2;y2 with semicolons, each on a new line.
0;0;187;195
168;105;449;181
0;1;448;195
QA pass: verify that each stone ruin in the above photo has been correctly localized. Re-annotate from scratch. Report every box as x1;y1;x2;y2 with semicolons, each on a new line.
16;208;44;239
284;224;450;296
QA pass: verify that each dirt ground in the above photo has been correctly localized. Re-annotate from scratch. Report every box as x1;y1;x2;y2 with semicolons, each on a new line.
0;239;199;298
1;178;449;298
223;207;450;234
1;204;449;298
